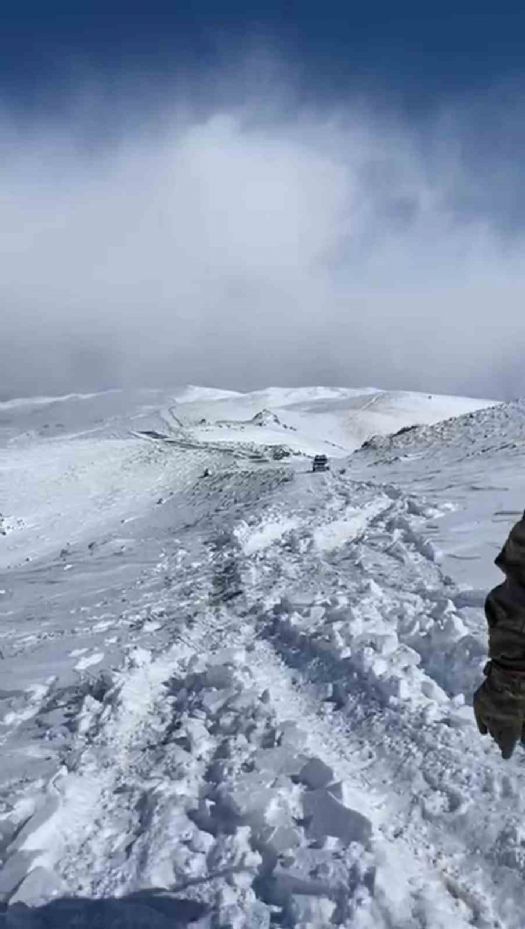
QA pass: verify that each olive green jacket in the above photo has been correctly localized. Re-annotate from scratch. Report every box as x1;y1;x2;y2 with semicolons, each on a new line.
485;512;525;672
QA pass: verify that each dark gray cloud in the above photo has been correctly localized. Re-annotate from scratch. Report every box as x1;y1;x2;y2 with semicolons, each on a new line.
1;85;525;401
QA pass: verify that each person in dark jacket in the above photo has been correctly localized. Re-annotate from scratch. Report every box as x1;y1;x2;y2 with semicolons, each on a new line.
474;512;525;759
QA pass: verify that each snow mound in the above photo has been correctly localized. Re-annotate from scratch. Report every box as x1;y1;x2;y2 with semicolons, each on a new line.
360;397;519;458
251;409;283;427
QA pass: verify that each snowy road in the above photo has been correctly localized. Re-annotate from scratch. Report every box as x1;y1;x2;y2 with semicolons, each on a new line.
2;393;525;927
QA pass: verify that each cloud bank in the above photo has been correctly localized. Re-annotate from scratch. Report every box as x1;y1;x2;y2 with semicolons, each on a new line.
1;83;524;400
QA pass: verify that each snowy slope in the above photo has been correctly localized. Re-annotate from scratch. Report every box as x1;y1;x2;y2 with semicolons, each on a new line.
164;385;495;455
0;384;492;454
353;399;525;590
3;387;525;928
0;387;230;447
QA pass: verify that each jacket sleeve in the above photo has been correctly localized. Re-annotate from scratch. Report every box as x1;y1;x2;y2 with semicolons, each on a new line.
485;512;525;672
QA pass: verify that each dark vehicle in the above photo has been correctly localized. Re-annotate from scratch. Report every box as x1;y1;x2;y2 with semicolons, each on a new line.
312;454;329;472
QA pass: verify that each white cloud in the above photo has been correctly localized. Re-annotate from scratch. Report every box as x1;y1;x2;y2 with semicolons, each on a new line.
1;95;524;398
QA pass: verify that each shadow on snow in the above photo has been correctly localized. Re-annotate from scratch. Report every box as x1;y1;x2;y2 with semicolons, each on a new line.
0;890;207;928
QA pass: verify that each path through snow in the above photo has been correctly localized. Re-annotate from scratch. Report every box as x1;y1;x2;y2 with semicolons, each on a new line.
2;400;525;927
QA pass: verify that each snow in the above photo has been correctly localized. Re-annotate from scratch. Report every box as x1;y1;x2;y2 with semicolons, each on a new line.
3;383;525;928
74;651;105;672
0;434;210;569
234;515;300;554
164;384;495;456
0;391;113;411
312;498;390;551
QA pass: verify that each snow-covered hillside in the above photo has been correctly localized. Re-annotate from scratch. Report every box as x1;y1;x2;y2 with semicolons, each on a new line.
4;386;525;928
0;384;493;454
163;385;494;456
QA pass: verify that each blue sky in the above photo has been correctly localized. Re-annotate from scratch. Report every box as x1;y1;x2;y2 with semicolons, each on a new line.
0;0;525;100
3;2;525;106
1;3;525;399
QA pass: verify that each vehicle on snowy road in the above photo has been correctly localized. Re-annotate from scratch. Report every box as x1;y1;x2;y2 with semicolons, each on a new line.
312;454;329;472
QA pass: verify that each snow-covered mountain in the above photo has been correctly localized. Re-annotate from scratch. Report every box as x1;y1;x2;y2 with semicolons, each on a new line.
0;384;492;453
161;384;494;456
3;386;525;928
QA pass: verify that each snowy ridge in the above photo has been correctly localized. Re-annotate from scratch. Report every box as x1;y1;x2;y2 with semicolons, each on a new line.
0;392;116;411
360;398;523;457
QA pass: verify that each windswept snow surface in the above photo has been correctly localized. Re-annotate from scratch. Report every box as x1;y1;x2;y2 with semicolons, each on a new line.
165;384;494;455
0;383;491;454
4;387;525;928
